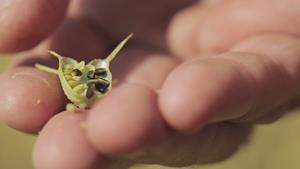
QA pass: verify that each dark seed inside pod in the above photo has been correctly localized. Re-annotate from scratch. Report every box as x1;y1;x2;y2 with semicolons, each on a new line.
86;83;95;99
94;68;107;77
95;80;110;93
87;70;95;79
71;69;83;76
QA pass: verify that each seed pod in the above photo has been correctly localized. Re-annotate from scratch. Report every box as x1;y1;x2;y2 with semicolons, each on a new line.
95;80;110;93
86;83;95;99
71;69;83;77
94;68;107;78
73;84;86;93
35;33;133;110
87;70;95;79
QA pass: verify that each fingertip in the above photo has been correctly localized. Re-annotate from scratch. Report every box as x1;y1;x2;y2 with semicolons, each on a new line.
159;57;254;132
159;60;214;132
0;67;64;132
33;111;104;169
87;83;168;155
0;0;69;52
167;5;202;58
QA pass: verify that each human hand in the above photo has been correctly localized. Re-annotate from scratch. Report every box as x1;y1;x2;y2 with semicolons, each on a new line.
0;0;299;169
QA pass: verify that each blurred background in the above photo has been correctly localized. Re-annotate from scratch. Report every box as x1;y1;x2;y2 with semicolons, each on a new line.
1;57;300;169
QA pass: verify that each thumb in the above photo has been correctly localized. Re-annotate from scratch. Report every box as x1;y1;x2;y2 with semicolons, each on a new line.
0;0;69;53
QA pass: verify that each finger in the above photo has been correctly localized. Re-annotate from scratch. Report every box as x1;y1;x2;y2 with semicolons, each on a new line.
87;83;170;155
111;49;179;90
33;111;104;169
231;33;300;122
86;49;178;155
159;33;300;132
167;5;210;58
0;0;69;52
80;0;197;50
159;56;255;132
0;67;65;133
0;14;110;132
168;0;300;59
131;123;251;166
40;17;108;61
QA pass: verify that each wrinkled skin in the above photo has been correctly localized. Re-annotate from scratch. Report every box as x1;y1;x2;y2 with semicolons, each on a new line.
0;0;300;169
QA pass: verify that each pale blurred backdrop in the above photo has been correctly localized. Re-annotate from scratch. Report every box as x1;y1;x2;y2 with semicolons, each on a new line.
1;57;300;169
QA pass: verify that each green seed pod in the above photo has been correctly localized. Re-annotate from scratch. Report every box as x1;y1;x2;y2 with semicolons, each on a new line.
35;33;133;111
